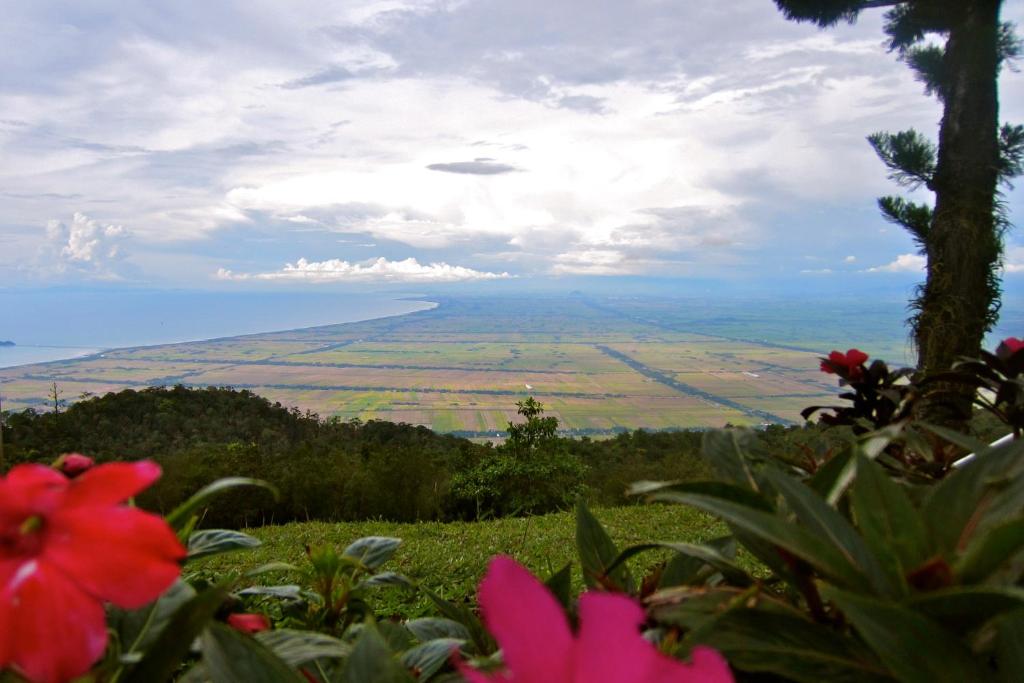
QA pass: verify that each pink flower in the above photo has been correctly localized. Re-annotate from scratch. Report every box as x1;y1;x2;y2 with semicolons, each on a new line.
0;462;185;683
57;453;95;478
820;349;869;380
227;612;271;634
456;556;733;683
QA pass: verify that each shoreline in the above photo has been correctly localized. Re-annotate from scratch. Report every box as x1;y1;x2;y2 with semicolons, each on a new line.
0;298;439;371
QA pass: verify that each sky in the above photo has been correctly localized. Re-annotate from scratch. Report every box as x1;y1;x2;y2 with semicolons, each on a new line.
2;0;1024;295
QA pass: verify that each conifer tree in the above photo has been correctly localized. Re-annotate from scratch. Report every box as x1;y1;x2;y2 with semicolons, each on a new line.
774;0;1023;427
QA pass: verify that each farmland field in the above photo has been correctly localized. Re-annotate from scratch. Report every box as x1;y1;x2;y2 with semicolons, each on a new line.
0;295;911;433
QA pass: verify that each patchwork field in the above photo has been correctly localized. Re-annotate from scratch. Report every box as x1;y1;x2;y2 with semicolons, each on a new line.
0;296;910;434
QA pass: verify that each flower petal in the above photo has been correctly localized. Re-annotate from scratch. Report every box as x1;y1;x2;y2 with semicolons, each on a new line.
62;460;162;508
44;506;184;608
2;560;107;683
0;465;67;520
573;593;734;683
478;556;573;683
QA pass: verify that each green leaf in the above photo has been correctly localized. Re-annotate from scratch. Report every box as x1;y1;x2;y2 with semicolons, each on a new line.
996;608;1024;683
406;618;471;644
701;429;761;489
339;625;415;683
342;537;402;571
822;586;987;683
421;587;494;655
166;477;278;531
400;638;464;681
916;423;991;454
906;586;1024;633
607;542;752;587
923;440;1024;554
765;468;894;596
693;610;890;683
575;499;633;591
238;585;303;600
543;561;573;612
256;629;351;667
954;517;1024;583
188;529;262;562
806;449;855;505
122;581;232;683
110;579;197;658
849;453;929;591
357;571;414;590
650;490;870;591
202;622;305;683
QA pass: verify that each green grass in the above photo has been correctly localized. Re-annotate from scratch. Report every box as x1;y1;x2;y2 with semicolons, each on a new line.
193;504;727;618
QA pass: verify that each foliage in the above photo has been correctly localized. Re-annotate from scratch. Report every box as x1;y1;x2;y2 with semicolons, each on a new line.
450;398;587;517
1;386;711;525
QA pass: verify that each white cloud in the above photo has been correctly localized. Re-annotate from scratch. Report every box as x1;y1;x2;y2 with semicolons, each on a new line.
44;212;129;276
844;255;856;263
800;268;833;275
1004;246;1024;273
867;253;926;273
216;256;511;282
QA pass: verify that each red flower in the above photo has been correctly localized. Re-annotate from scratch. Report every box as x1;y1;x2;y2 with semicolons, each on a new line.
56;454;95;478
0;461;185;683
227;612;271;634
1001;337;1024;353
820;349;869;380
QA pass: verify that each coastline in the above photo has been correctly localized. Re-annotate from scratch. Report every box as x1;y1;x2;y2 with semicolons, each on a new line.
0;298;438;370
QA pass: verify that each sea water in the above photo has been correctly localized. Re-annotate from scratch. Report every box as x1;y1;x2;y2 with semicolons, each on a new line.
0;288;435;369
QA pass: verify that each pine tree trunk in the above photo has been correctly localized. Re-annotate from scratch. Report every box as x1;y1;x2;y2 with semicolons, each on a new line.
916;0;1003;430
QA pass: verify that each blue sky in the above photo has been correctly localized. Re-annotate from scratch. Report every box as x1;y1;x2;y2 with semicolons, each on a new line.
2;0;1023;294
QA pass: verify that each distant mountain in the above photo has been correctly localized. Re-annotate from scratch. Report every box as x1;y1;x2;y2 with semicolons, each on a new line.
0;340;14;346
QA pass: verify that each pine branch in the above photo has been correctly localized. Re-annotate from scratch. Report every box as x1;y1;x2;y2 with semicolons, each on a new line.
878;196;931;250
867;129;937;190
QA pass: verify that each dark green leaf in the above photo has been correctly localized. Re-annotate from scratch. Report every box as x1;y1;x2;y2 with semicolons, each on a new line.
256;629;350;667
849;453;929;591
406;618;471;644
996;608;1024;683
924;440;1024;554
358;572;414;589
339;625;415;683
400;638;464;681
906;586;1024;633
544;561;573;612
110;579;197;658
575;499;633;591
188;529;262;562
166;478;278;531
202;622;305;683
342;537;401;571
237;585;303;600
954;517;1024;583
421;587;494;655
822;586;987;683
701;429;761;489
607;542;752;587
693;610;890;683
122;581;232;683
766;468;894;596
651;490;870;590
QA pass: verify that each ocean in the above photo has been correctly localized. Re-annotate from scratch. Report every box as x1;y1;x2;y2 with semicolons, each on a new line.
0;288;435;369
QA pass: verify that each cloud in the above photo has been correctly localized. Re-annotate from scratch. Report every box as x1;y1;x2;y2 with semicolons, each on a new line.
867;253;926;273
426;159;520;175
216;256;512;282
844;255;856;263
44;212;129;277
1004;246;1024;273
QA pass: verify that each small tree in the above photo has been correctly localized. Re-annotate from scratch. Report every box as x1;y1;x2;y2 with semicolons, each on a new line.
505;397;560;457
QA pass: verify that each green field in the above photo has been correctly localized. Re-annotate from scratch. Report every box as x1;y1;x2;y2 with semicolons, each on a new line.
0;295;911;433
195;504;727;617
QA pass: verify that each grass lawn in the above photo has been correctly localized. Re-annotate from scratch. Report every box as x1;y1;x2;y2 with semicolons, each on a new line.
193;503;728;618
